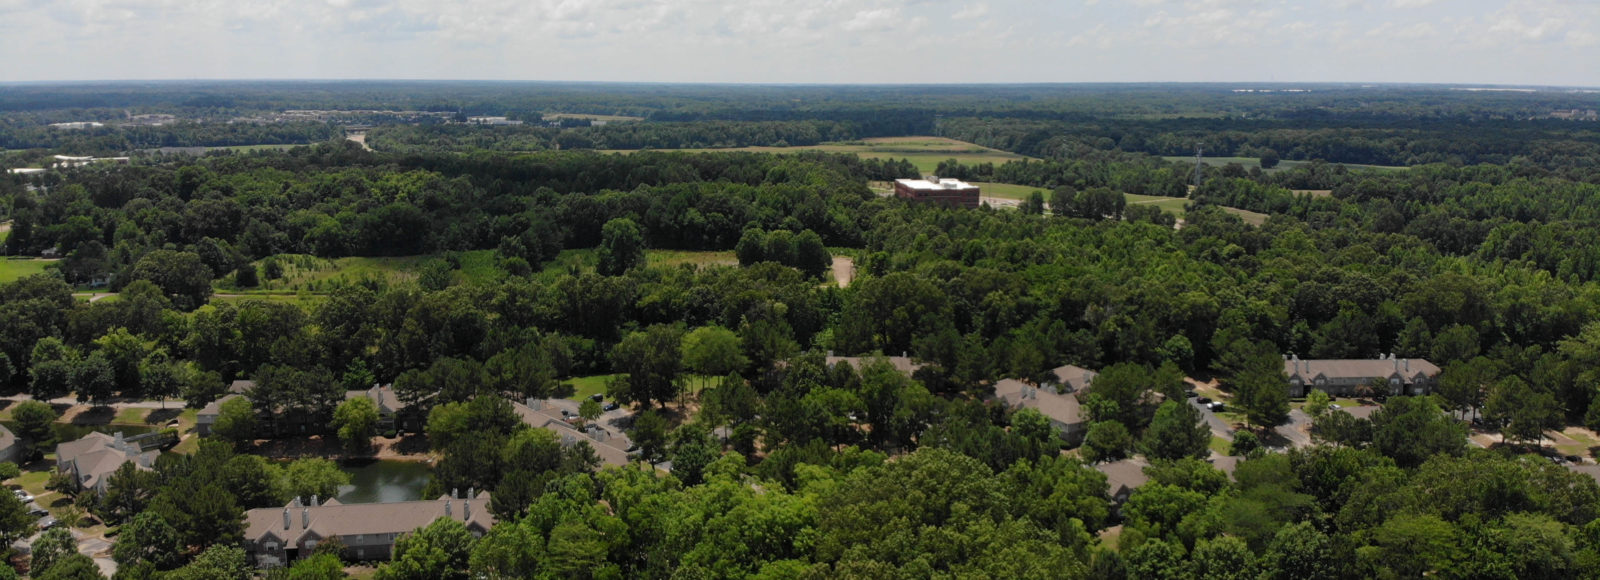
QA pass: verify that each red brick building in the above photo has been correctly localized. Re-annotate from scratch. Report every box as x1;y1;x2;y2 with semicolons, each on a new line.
894;178;980;209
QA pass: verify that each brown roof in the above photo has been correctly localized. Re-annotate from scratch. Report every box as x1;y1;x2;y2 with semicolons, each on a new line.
56;432;156;489
199;394;243;419
993;380;1084;427
826;356;925;376
246;493;495;546
228;380;255;394
1285;356;1441;383
1094;458;1150;499
343;385;406;415
1049;365;1098;392
512;400;634;467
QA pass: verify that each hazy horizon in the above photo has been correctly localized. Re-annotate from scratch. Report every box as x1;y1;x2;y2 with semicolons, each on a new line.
2;0;1598;87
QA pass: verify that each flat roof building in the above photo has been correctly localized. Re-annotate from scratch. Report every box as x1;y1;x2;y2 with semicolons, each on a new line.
894;178;981;209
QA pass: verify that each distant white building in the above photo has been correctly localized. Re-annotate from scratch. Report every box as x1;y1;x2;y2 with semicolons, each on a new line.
49;122;104;130
467;116;523;126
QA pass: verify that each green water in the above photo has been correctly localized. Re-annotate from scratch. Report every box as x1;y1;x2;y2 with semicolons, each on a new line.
335;459;433;504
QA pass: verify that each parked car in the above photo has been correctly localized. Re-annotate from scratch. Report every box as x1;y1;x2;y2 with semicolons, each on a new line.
603;403;619;412
590;394;604;402
1209;402;1226;412
1328;403;1341;410
560;410;572;417
27;505;47;517
1196;397;1212;405
38;516;58;530
14;491;33;503
1568;455;1585;464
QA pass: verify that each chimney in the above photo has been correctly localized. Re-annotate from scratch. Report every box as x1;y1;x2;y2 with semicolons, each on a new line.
452;488;459;500
1404;359;1410;373
301;508;309;528
310;495;318;507
444;500;452;518
463;500;471;520
283;508;290;530
291;496;301;508
467;487;474;499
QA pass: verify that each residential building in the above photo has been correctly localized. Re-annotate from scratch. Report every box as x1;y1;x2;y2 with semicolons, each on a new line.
0;424;17;464
196;394;243;436
1046;364;1098;394
893;178;981;208
512;399;635;468
993;377;1087;444
243;490;494;567
467;116;524;126
343;385;420;433
1283;353;1441;397
55;432;158;493
1094;458;1150;506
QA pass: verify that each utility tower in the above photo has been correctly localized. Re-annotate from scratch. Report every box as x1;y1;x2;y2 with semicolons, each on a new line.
1192;144;1206;187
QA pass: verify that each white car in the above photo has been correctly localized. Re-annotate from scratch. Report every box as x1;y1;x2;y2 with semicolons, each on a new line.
1328;403;1341;410
13;491;32;503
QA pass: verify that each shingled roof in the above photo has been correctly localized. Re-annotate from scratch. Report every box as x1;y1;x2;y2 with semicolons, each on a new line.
246;492;494;548
1285;355;1441;383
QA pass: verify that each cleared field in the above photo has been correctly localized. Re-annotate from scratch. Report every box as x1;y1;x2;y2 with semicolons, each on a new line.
227;250;509;293
1224;207;1270;226
0;258;52;283
149;144;309;155
538;249;738;280
607;136;1032;175
544;113;644;122
1163;156;1407;174
1125;193;1190;215
972;182;1048;201
564;374;621;401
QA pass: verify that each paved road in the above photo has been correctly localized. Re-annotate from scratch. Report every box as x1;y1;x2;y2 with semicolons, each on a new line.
1189;398;1233;441
0;394;187;409
1275;409;1314;449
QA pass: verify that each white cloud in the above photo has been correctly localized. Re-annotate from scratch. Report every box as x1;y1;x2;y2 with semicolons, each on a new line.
952;2;987;20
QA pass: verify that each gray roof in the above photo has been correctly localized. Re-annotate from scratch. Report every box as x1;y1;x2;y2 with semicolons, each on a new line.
198;394;243;420
1094;458;1150;499
245;492;494;547
56;432;156;489
512;400;634;467
344;385;406;415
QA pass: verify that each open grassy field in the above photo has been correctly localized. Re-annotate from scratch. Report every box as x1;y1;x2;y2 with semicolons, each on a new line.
0;258;52;283
538;249;737;280
1223;207;1271;226
564;374;621;401
607;136;1032;175
972;182;1048;201
1163;156;1408;174
1126;193;1190;215
544;113;644;123
224;250;509;294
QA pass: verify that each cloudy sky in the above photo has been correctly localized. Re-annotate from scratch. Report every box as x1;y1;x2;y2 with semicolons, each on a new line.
1;0;1597;86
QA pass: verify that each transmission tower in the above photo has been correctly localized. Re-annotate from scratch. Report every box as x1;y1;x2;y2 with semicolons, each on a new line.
1192;144;1206;187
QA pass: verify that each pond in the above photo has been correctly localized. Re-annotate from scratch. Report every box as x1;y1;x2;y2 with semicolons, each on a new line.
335;459;433;504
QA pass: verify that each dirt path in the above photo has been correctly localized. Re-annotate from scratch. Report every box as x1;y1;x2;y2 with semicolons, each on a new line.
832;256;855;288
347;132;373;152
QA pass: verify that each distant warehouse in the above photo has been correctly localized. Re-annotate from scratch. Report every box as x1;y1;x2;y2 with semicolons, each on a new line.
894;178;980;209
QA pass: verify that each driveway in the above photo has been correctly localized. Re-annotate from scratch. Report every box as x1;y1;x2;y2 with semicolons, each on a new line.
1274;409;1314;449
11;528;116;577
1188;399;1233;441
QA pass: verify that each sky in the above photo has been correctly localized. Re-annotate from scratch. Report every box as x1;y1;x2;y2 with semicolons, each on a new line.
1;0;1598;86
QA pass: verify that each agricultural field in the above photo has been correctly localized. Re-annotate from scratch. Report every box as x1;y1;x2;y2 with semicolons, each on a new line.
1125;193;1190;215
608;136;1032;174
0;258;52;283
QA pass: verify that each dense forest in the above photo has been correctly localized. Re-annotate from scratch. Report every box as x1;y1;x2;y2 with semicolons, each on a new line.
2;83;1600;578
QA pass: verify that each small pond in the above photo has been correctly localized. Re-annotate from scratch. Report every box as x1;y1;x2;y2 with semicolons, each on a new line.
335;459;433;504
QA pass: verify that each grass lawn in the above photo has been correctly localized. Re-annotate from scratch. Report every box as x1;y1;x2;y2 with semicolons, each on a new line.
1125;193;1190;215
1223;207;1270;226
607;136;1032;175
0;258;52;283
10;469;50;497
1210;436;1233;456
114;408;147;424
221;250;509;294
564;375;622;401
972;182;1048;201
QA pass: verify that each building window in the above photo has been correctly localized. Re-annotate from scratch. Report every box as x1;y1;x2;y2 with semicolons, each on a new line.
265;542;277;551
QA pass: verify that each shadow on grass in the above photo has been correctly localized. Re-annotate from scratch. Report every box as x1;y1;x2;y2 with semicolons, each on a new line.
145;409;183;426
69;407;114;426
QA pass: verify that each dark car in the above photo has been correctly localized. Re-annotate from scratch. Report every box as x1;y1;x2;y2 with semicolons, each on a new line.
1196;397;1212;405
27;505;47;517
603;403;619;412
38;516;58;530
590;394;604;402
1209;402;1226;412
1185;390;1197;398
560;410;572;417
